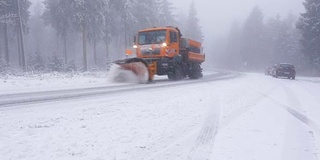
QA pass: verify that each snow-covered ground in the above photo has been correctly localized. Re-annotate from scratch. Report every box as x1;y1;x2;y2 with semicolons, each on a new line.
0;71;120;95
0;71;320;160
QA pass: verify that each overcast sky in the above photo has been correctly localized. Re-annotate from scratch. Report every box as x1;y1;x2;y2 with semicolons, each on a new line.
171;0;305;46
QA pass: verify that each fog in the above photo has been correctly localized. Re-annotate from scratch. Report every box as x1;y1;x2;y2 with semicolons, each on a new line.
172;0;304;47
27;0;305;47
1;0;317;76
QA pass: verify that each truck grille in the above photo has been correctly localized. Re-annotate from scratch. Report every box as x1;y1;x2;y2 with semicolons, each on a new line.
141;48;161;55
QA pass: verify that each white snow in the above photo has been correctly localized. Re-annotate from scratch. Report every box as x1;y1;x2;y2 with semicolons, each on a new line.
0;72;320;160
106;64;149;84
0;71;121;95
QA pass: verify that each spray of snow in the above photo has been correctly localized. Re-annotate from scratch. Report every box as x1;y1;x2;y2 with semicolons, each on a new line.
107;64;148;84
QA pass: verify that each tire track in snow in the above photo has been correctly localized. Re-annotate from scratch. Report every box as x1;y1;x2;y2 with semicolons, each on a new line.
281;84;319;160
146;98;221;160
282;85;320;135
185;79;278;159
218;84;279;129
187;100;220;160
258;86;320;135
256;92;320;160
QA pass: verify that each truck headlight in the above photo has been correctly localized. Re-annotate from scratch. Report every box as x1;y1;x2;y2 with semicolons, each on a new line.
162;43;167;47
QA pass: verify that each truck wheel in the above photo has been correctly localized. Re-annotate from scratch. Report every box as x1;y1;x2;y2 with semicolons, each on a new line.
189;64;202;79
168;66;183;80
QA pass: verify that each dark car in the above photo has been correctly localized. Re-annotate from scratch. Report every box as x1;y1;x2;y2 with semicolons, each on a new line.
272;63;296;79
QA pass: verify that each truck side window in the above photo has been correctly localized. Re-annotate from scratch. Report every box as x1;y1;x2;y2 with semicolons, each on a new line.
170;31;177;43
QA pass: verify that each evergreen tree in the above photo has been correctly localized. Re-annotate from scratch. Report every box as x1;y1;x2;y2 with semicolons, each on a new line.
280;15;302;64
156;0;176;26
47;54;64;72
223;21;242;69
0;0;5;9
85;0;107;66
0;56;5;73
102;0;120;59
27;52;45;71
0;0;31;67
112;0;137;48
43;0;73;64
43;0;107;71
29;1;45;53
185;1;203;42
265;15;282;61
297;0;320;71
176;10;187;34
72;0;107;71
266;15;301;64
134;0;158;28
240;6;265;69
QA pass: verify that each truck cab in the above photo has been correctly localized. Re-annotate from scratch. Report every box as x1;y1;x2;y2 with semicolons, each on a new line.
134;27;180;58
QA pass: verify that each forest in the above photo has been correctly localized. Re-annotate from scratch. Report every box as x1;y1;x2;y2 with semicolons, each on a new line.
0;0;202;73
0;0;319;76
212;0;320;76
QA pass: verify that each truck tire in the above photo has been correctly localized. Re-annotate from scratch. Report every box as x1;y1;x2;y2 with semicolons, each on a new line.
189;64;202;79
168;66;183;80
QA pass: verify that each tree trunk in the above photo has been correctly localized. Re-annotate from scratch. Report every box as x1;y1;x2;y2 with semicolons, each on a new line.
18;24;26;70
56;34;59;55
17;0;26;70
63;34;67;64
124;21;127;50
82;24;88;71
17;29;22;67
117;36;121;59
4;23;9;65
105;39;109;59
0;30;2;60
94;38;97;66
72;32;76;61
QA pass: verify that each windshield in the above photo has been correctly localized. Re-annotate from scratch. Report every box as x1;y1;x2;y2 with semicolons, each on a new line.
279;64;294;69
138;30;166;45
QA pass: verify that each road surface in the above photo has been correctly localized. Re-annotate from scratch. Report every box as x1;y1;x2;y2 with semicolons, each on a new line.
0;71;319;160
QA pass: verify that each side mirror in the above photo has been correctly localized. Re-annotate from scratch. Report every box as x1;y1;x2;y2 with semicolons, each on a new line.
133;35;138;49
133;35;137;45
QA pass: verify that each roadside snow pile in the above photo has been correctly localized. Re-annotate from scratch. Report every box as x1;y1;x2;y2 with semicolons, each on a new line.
0;71;112;94
299;77;320;84
107;64;148;84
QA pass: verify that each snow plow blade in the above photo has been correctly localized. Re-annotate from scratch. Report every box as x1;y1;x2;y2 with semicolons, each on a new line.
112;58;155;83
115;62;148;77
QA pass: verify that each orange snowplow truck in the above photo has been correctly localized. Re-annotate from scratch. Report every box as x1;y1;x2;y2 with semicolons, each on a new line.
114;26;205;81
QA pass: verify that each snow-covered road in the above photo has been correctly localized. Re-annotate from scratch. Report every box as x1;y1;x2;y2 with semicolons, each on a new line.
0;71;235;107
0;72;319;160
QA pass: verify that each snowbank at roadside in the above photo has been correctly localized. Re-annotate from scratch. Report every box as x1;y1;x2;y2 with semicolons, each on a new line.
0;72;113;95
